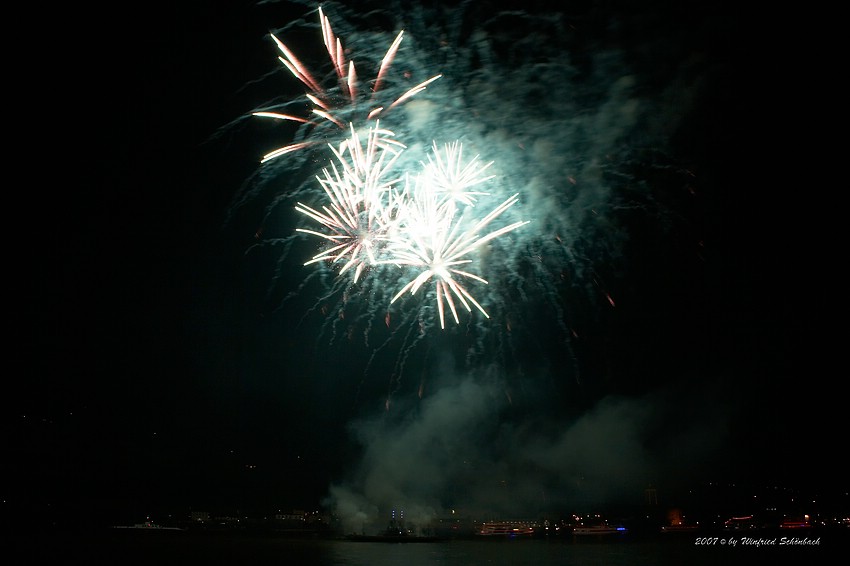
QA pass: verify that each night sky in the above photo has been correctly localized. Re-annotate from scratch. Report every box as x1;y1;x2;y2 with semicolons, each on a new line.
9;0;839;531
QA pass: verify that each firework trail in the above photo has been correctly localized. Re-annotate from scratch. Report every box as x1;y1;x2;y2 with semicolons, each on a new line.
255;6;442;158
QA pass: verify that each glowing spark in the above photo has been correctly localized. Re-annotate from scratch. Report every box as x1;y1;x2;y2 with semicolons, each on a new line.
386;74;442;111
260;142;317;163
251;111;310;124
270;33;324;95
373;31;404;96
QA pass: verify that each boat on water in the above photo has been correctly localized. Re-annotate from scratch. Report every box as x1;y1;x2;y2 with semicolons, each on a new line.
779;516;813;530
112;521;185;531
476;521;536;537
571;523;627;536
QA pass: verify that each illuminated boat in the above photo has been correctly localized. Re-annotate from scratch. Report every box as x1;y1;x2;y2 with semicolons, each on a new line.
476;521;536;537
112;520;185;531
571;521;627;535
779;516;812;529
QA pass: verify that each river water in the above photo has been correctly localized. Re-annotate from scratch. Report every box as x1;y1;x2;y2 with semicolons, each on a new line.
18;529;837;566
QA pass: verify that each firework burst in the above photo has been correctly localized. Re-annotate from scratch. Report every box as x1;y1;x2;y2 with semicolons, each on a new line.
294;122;405;283
250;5;529;330
385;175;529;328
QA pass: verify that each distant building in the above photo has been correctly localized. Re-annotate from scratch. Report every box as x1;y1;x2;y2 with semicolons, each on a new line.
275;511;306;522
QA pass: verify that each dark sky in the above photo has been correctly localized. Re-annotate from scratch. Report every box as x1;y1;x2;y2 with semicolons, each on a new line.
9;0;839;530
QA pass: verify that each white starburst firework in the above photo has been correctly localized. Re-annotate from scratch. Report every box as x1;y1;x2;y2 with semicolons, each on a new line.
420;141;494;208
295;122;405;283
385;177;529;328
